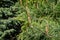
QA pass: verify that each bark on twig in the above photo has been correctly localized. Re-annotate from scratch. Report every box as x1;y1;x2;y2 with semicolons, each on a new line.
45;20;49;36
26;0;32;27
19;0;22;6
34;0;39;9
45;24;49;36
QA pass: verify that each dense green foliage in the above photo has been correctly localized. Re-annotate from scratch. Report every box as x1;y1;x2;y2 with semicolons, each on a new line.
0;0;24;40
0;0;60;40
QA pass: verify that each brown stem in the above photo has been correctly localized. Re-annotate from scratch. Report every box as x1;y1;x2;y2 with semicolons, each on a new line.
35;2;38;9
34;0;39;9
26;7;31;27
45;0;48;3
45;25;48;35
26;0;32;27
19;0;22;6
45;21;49;36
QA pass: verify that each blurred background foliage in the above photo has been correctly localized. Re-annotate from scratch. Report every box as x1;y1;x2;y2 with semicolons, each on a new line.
0;0;60;40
